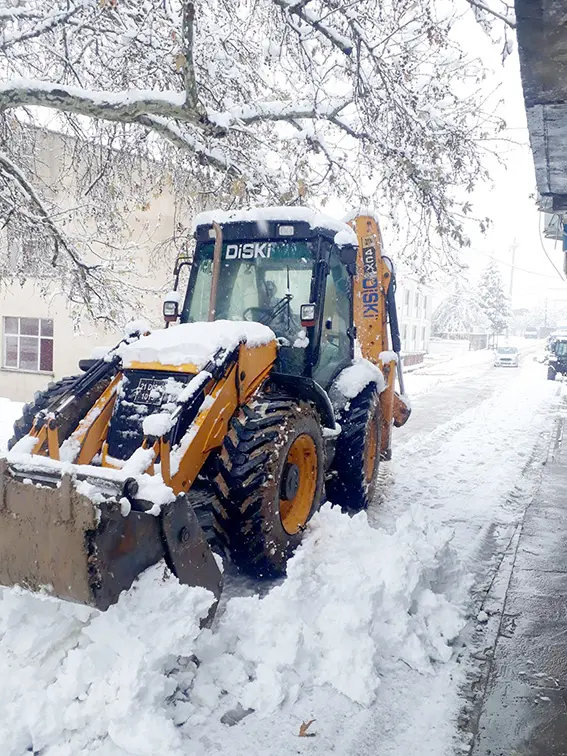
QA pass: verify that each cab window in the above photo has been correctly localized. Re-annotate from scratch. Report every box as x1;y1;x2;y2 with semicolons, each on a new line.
312;249;352;387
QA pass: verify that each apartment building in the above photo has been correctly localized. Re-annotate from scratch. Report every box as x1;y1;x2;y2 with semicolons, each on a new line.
396;276;433;358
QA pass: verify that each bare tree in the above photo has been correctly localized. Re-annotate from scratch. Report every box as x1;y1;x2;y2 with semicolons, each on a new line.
0;0;511;320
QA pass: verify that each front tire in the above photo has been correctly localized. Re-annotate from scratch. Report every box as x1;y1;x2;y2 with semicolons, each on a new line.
212;395;324;578
548;366;557;381
326;383;381;512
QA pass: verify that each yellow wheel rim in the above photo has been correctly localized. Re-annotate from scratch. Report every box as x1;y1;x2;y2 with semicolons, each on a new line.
364;413;379;484
280;434;318;535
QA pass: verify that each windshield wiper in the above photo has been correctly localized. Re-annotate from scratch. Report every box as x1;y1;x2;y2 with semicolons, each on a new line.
259;293;293;326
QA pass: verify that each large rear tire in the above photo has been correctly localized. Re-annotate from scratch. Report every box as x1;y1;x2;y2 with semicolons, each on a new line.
211;395;324;578
547;366;557;381
326;383;381;512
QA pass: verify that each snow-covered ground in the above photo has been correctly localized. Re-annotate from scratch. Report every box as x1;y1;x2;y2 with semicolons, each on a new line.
0;352;557;756
0;397;22;451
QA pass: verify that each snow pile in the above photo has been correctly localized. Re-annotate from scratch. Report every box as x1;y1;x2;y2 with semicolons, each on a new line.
0;502;465;754
334;358;386;398
123;319;152;337
0;569;213;756
164;290;182;304
379;350;398;363
193;206;356;240
8;433;37;455
188;504;465;718
118;321;275;369
334;227;358;247
142;411;171;437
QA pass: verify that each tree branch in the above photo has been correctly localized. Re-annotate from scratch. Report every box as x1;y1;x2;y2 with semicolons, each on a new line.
0;78;208;128
0;150;98;273
181;0;201;112
0;3;87;50
215;97;351;126
465;0;516;28
272;0;353;55
134;114;243;176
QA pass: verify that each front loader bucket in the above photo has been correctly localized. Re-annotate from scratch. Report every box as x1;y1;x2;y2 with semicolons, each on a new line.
0;460;223;612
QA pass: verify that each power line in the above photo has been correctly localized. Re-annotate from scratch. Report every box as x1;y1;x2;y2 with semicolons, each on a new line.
474;246;564;279
538;212;566;282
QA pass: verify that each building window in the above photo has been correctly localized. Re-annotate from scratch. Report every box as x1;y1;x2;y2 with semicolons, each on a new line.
3;317;54;372
412;325;417;347
422;326;426;348
403;324;408;343
423;295;428;316
403;290;410;315
415;292;420;312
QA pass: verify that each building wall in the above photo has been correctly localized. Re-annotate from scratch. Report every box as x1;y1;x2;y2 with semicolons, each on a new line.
396;277;433;354
0;282;109;401
0;130;185;403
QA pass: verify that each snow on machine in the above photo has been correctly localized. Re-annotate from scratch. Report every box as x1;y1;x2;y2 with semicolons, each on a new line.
0;209;410;614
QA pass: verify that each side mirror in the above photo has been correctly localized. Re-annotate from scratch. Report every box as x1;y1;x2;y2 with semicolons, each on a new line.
339;244;357;265
163;291;180;324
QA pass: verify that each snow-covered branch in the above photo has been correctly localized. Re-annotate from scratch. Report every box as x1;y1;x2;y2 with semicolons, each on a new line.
181;1;200;112
211;98;352;127
0;0;512;319
465;0;516;29
272;0;353;55
0;80;208;130
0;150;78;264
0;5;85;50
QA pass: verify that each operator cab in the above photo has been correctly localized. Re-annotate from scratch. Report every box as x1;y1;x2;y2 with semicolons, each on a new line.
179;216;357;390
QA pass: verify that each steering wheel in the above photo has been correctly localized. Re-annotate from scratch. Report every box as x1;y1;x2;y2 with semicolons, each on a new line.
243;306;273;322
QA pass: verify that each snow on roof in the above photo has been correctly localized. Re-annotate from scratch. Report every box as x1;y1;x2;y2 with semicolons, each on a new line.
192;206;358;245
117;321;275;369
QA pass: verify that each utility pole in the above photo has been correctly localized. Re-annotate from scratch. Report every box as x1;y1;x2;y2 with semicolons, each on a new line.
509;239;518;301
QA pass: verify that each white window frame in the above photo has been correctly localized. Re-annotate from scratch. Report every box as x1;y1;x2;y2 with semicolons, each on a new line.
3;317;54;373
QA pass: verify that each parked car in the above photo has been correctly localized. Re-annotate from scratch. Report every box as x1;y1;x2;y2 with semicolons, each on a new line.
524;327;539;339
494;346;519;367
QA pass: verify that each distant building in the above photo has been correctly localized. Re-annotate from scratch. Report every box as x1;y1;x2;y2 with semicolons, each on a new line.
395;275;434;365
0;128;187;402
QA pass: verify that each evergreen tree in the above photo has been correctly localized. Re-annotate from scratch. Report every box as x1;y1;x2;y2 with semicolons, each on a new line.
478;260;511;336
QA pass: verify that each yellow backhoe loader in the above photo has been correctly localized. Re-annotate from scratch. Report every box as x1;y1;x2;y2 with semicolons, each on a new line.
0;209;410;613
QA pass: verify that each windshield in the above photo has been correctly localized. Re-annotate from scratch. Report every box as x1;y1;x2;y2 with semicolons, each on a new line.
182;240;313;345
555;341;567;356
496;347;517;354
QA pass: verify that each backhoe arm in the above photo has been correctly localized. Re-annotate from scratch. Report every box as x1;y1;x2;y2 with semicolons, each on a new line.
350;215;410;457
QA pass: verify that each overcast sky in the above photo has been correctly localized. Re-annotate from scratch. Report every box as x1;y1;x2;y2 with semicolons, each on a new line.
445;18;567;312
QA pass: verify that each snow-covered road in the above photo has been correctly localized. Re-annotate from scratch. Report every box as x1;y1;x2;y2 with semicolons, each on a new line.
0;354;558;756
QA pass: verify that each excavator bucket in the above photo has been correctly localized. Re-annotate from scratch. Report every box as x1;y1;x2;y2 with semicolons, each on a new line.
0;460;223;612
0;321;276;613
